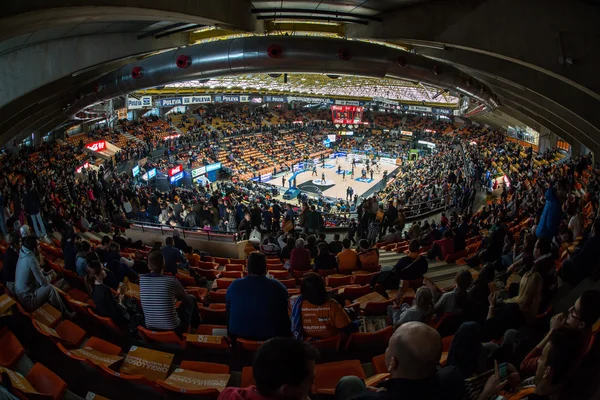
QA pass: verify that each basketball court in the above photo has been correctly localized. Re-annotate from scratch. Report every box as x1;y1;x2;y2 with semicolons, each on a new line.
269;155;399;200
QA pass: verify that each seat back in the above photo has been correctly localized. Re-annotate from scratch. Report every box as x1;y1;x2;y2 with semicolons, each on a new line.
345;326;393;351
199;307;227;325
229;258;247;266
327;275;353;288
277;279;296;289
341;285;371;300
371;354;387;374
225;264;245;272
137;327;185;347
26;363;67;400
237;338;263;352
196;268;221;280
363;298;394;315
88;309;123;334
269;270;291;279
216;279;235;289
221;271;244;279
241;366;255;387
313;360;365;394
352;272;377;285
210;290;227;303
308;334;341;353
0;327;25;369
180;361;230;374
87;336;122;355
213;257;230;266
198;261;219;270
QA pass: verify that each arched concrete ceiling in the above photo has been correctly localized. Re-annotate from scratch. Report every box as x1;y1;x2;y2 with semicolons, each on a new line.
0;0;599;155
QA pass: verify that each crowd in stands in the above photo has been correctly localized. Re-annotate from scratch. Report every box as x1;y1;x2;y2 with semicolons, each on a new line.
2;105;600;399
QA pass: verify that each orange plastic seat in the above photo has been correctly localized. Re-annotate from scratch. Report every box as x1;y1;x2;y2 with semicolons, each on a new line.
184;324;231;353
88;308;125;336
0;328;25;368
199;306;227;325
237;338;263;353
277;279;296;289
307;334;341;353
180;361;230;374
176;274;197;287
445;250;468;264
268;270;291;279
442;335;454;352
287;289;301;296
363;298;394;315
138;326;186;348
241;366;255;387
313;360;365;394
316;269;338;277
196;268;222;280
266;263;286;271
216;279;235;289
327;275;353;288
209;303;226;310
224;264;244;272
212;257;230;266
186;287;209;301
87;336;122;355
352;272;377;285
372;354;387;374
229;258;247;266
66;288;89;302
210;290;227;303
55;320;87;347
221;271;244;279
25;363;67;400
198;261;219;270
345;326;393;352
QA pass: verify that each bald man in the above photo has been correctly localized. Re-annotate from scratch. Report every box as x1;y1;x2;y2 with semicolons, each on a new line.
335;322;464;400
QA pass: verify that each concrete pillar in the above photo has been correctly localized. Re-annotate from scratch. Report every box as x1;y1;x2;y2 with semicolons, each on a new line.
538;127;558;153
32;132;42;147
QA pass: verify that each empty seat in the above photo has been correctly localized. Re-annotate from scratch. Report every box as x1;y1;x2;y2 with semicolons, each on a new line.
221;271;244;279
345;326;393;352
241;366;255;387
210;290;227;304
212;257;230;266
352;272;377;285
340;285;371;301
224;264;245;272
215;278;235;289
371;354;387;374
86;336;122;355
198;261;219;270
313;360;365;394
307;334;341;353
196;268;222;280
327;275;353;288
138;326;186;348
277;279;296;289
237;338;263;353
199;307;227;325
184;324;231;353
268;270;291;279
0;328;25;368
180;361;230;374
228;258;247;266
55;320;87;347
26;363;68;400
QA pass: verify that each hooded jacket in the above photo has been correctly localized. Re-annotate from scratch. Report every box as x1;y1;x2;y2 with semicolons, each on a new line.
536;188;562;240
15;246;49;301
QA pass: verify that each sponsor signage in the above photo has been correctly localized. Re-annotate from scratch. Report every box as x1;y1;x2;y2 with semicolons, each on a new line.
287;96;333;104
163;134;180;140
127;96;152;109
205;162;222;172
263;95;287;103
143;168;157;181
132;165;140;177
431;107;452;115
213;95;249;103
401;130;413;136
75;162;90;174
170;171;184;184
182;95;212;105
250;96;263;103
408;105;432;113
334;100;363;106
85;140;106;152
154;95;212;107
380;157;397;165
373;97;399;106
168;164;183;177
116;108;128;119
191;166;206;178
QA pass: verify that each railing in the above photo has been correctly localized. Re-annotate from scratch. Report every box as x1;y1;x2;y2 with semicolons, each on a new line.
127;220;239;242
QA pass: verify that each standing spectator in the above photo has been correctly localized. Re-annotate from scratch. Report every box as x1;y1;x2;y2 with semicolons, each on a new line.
536;179;569;240
162;237;189;275
226;252;290;340
346;218;357;245
75;241;92;277
172;230;188;252
139;251;199;335
23;184;47;240
238;213;252;240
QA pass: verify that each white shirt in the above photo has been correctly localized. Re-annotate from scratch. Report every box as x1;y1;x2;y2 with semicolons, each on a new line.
568;215;581;239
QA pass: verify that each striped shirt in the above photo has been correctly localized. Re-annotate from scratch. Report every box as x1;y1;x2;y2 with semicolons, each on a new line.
139;273;185;330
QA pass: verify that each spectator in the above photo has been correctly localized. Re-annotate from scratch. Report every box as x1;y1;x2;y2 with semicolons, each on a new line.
162;236;189;275
561;219;600;285
388;286;434;328
536;179;569;240
357;239;380;272
484;271;543;341
428;230;455;260
305;235;319;259
218;337;318;400
226;252;290;340
105;242;138;283
280;237;295;260
75;241;92;277
238;213;252;240
2;232;20;294
172;230;188;252
260;236;281;256
446;322;487;378
139;250;199;335
530;238;557;310
335;322;464;400
290;273;357;340
313;243;338;272
337;238;359;274
329;233;343;255
23;184;47;240
520;289;600;377
87;260;130;328
94;235;111;264
429;269;473;315
468;263;496;311
15;236;74;318
62;232;81;272
184;246;200;267
289;238;311;272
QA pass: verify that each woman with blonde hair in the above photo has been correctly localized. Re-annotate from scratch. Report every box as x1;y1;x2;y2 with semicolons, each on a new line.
483;271;543;341
388;286;434;329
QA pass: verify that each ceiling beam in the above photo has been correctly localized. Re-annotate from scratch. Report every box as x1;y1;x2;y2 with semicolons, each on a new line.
256;15;369;25
251;8;382;22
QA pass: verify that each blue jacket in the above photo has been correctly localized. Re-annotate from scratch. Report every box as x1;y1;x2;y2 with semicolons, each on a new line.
536;188;562;240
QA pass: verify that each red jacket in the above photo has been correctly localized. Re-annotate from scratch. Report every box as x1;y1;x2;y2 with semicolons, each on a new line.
218;386;275;400
290;247;311;272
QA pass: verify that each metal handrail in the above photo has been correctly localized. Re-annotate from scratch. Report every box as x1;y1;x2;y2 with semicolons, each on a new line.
127;220;239;242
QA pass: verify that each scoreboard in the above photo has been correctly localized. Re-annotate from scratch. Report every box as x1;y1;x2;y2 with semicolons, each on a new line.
330;105;364;125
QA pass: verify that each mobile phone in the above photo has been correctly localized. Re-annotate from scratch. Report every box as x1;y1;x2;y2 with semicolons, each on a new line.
498;362;507;381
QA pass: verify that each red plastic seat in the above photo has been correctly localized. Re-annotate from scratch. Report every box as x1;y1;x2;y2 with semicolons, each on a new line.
277;279;296;289
215;279;235;289
229;258;247;266
327;275;353;288
445;249;468;264
345;326;393;352
224;264;244;272
363;298;394;315
341;285;372;301
196;268;222;280
184;325;231;353
138;326;186;348
241;366;255;387
313;360;365;394
269;270;291;279
210;289;227;303
237;338;263;353
221;271;244;279
180;361;230;374
86;336;123;355
25;363;67;400
372;354;387;374
352;272;377;285
176;274;197;287
88;308;125;336
199;306;227;325
198;261;219;270
266;263;286;271
55;320;87;347
212;257;230;266
0;328;25;368
316;269;338;277
307;334;341;353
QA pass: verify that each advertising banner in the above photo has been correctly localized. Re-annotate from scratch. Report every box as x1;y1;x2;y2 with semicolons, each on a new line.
287;96;333;104
431;107;452;115
168;164;183;177
182;95;212;105
170;171;184;184
132;165;140;177
143;168;157;181
213;95;250;103
373;97;399;106
205;162;222;172
379;157;397;165
191;166;206;178
408;105;432;113
75;162;91;174
263;95;288;103
334;99;364;106
85;140;106;152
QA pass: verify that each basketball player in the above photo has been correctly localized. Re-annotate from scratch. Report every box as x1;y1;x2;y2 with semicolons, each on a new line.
321;172;325;182
312;165;317;176
342;170;346;181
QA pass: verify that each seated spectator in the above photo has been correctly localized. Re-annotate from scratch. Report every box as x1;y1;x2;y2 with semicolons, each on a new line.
520;289;600;377
506;232;536;272
139;250;199;335
446;322;487;378
289;238;311;272
290;273;357;340
106;242;138;283
227;252;290;340
2;232;20;294
335;322;464;400
468;263;496;315
561;219;600;286
483;271;543;341
530;238;557;310
375;240;428;295
280;237;295;260
87;260;130;328
15;236;74;318
75;241;92;277
172;230;188;252
429;269;473;315
316;233;327;246
313;243;338;272
63;232;81;271
184;246;200;267
388;286;434;329
218;337;317;400
261;236;281;257
305;235;319;259
478;328;585;400
428;230;455;260
162;236;189;275
337;238;359;274
358;239;380;272
94;235;111;264
328;233;343;255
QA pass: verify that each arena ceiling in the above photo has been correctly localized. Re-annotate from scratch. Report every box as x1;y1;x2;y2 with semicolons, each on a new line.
1;0;599;156
159;74;459;105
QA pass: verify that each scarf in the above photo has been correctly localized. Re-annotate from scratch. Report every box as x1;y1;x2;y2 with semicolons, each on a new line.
290;295;304;340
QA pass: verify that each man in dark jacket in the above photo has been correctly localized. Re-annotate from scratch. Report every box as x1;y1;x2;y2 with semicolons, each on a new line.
335;322;464;400
23;185;47;239
561;218;600;285
2;232;20;294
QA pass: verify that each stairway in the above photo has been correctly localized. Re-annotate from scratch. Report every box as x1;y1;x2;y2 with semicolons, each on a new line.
378;249;463;289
